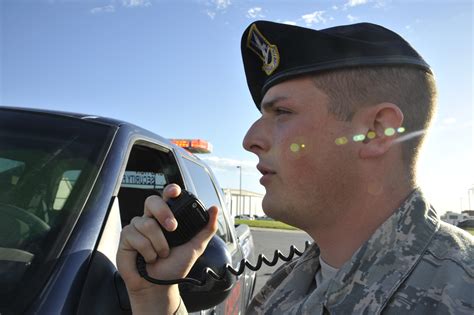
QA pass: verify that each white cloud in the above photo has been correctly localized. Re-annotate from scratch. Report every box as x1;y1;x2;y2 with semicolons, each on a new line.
200;156;257;173
343;0;380;10
91;0;151;14
301;11;327;26
347;14;359;22
122;0;151;7
332;5;339;10
374;0;389;9
91;5;115;14
346;0;369;7
247;7;264;19
205;0;231;20
206;10;216;19
214;0;231;10
282;20;297;26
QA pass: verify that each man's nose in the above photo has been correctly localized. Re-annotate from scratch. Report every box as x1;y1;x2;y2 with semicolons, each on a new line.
242;118;269;154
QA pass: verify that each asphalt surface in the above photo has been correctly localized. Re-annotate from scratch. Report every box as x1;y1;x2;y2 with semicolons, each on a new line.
249;228;313;297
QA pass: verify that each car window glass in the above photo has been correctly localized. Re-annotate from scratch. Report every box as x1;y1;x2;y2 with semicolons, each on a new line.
117;144;185;227
0;110;115;313
0;158;25;172
0;158;25;192
53;170;81;210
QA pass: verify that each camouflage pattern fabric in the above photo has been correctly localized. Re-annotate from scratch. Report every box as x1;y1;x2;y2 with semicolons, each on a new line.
246;189;474;314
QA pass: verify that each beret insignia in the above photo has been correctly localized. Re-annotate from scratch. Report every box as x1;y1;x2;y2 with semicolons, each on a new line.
246;24;280;75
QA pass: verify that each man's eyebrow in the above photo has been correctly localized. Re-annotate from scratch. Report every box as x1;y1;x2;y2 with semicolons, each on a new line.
260;96;288;112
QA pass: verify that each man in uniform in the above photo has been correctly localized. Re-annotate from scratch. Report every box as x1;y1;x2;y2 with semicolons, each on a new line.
117;21;474;314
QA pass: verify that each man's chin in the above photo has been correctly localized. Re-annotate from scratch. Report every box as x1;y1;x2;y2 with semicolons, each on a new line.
261;196;275;215
262;199;285;221
262;201;301;227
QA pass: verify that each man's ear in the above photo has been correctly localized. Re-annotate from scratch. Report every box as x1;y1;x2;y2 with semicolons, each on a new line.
358;103;404;159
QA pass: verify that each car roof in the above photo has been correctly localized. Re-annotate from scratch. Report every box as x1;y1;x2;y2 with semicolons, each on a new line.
0;106;125;127
0;105;204;163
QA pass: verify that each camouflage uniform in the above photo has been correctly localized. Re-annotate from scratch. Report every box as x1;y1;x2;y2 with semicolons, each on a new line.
246;189;474;314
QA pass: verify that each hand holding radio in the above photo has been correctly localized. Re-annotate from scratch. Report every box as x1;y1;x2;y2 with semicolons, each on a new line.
116;184;219;295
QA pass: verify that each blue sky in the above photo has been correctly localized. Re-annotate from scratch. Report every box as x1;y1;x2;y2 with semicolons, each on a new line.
1;0;472;214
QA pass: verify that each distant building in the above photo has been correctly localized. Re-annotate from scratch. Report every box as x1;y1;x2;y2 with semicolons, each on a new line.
222;188;264;217
440;210;474;226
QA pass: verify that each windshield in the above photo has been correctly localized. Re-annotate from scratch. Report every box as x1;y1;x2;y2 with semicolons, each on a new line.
0;109;115;310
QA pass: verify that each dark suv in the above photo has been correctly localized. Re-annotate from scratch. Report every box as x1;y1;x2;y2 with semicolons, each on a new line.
0;107;256;314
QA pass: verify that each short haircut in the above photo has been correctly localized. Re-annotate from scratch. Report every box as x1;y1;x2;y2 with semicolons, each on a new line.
311;66;437;181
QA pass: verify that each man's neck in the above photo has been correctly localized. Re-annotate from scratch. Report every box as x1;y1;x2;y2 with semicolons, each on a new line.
308;185;413;268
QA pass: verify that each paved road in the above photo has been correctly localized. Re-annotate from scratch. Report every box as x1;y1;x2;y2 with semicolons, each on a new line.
249;228;313;297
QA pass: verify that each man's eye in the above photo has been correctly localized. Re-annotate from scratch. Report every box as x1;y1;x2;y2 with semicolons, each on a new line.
275;108;291;115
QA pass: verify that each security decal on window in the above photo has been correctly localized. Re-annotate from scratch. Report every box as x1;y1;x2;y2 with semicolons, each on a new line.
121;171;166;189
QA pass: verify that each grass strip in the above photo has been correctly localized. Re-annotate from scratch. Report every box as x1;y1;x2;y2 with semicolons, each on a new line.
236;221;474;235
235;219;299;230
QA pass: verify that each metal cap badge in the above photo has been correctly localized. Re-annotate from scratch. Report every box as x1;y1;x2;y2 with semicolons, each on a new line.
246;24;280;76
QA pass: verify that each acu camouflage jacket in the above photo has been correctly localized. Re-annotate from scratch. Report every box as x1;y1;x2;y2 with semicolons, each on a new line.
246;190;474;314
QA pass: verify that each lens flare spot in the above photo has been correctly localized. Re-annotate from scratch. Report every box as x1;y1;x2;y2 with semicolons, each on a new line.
353;134;366;142
397;127;406;133
290;143;300;152
384;128;396;136
335;137;348;146
367;131;376;139
301;144;306;149
368;182;383;195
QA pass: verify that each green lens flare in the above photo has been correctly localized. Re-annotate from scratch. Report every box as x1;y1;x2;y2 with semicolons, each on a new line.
384;128;396;136
335;137;348;145
367;131;376;139
290;143;300;152
353;134;366;142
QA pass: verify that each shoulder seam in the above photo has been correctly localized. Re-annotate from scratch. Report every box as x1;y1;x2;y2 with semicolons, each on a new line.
425;249;474;278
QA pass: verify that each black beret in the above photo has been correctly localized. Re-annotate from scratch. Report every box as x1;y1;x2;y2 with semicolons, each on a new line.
241;20;432;109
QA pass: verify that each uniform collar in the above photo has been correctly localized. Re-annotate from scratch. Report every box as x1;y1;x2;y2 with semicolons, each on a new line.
257;243;321;314
325;189;440;314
